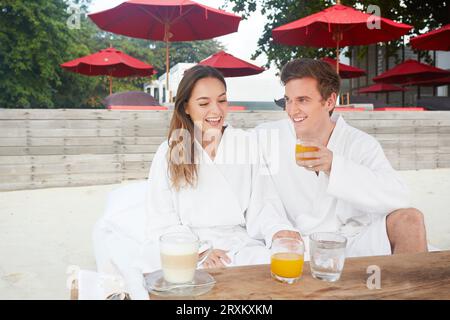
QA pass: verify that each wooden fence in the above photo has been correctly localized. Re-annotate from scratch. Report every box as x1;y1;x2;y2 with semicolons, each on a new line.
1;109;450;191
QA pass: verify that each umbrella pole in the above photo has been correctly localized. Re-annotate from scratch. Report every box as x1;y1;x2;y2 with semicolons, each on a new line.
164;23;172;103
109;75;112;95
336;41;341;104
166;39;170;102
336;44;340;75
402;36;406;107
433;51;437;97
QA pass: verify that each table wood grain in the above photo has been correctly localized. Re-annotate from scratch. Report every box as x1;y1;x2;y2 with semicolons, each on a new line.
149;251;450;300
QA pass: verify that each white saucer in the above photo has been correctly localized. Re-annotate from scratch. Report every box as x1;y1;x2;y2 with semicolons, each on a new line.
143;270;216;297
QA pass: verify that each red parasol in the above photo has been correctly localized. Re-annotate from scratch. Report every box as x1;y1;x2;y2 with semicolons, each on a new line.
89;0;241;96
402;76;450;87
322;57;366;79
373;59;450;85
61;47;156;94
272;1;412;74
410;24;450;51
358;83;407;94
198;51;265;77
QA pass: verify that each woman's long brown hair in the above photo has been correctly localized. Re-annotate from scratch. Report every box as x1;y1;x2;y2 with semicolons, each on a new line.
167;65;226;190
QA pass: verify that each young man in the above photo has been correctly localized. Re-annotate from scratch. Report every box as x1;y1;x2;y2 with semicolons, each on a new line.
256;58;428;257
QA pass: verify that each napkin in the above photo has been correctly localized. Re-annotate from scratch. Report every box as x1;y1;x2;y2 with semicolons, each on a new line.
77;270;127;300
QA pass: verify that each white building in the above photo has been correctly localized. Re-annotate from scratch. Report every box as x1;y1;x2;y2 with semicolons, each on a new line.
144;63;196;105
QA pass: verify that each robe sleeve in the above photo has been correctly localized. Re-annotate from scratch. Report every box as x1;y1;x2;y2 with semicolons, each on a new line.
245;131;299;248
327;135;410;216
140;142;191;272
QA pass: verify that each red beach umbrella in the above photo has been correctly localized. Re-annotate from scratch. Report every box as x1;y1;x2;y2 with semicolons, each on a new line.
373;59;450;85
198;51;265;77
358;83;407;94
89;0;241;95
402;76;450;87
410;24;450;51
61;47;156;94
322;57;366;79
272;1;412;74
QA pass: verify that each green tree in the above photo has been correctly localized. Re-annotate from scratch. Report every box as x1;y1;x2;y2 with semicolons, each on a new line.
224;0;448;69
224;0;336;70
0;0;224;108
55;11;106;109
99;31;224;92
399;0;449;62
150;40;225;73
0;0;73;108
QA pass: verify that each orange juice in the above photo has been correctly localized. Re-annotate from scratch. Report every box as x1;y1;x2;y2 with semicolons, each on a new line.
271;252;304;279
295;143;319;161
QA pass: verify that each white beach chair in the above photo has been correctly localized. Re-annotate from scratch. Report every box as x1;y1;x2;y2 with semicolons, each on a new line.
91;180;149;299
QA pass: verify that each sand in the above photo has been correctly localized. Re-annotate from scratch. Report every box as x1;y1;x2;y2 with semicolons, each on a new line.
0;169;449;299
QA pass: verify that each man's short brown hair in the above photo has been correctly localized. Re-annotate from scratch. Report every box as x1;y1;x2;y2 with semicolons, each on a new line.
280;58;341;102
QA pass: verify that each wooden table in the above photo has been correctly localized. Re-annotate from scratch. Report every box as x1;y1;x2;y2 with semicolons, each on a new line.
71;251;450;300
150;251;450;300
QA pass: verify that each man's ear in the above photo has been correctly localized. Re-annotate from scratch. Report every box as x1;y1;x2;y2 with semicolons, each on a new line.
326;92;337;111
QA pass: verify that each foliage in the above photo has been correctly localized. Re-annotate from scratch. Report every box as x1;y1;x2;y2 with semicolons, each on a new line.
0;0;224;108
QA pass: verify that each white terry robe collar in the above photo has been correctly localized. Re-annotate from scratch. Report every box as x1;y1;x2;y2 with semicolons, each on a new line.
193;124;231;165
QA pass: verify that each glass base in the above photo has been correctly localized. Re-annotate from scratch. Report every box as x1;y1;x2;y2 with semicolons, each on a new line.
311;271;341;282
271;272;300;284
144;270;216;297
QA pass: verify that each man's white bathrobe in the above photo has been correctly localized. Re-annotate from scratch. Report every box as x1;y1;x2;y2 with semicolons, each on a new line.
140;126;297;273
254;114;411;258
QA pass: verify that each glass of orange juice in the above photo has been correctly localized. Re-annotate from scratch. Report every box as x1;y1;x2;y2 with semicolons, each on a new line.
295;139;319;165
271;237;305;284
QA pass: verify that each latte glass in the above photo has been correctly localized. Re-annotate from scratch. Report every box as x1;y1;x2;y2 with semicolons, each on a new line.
160;232;212;284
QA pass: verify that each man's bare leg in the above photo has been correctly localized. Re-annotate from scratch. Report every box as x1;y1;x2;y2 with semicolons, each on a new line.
386;208;428;254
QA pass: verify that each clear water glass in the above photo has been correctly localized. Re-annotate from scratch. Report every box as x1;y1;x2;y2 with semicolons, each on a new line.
309;232;347;282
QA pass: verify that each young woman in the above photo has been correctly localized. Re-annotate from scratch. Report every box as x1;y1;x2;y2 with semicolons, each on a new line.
141;65;299;272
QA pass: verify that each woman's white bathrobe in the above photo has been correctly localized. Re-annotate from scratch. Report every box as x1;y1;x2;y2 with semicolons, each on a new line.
93;126;295;299
140;126;297;273
254;114;411;258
